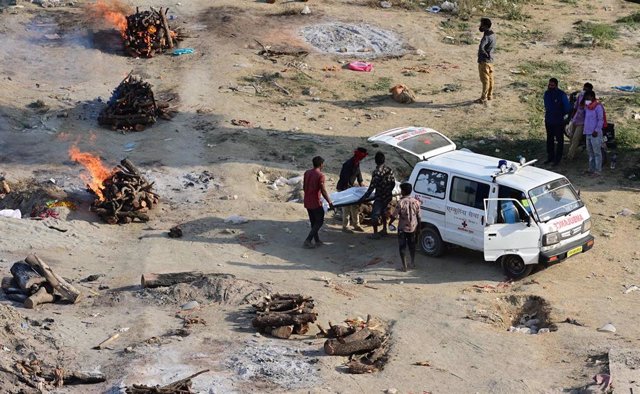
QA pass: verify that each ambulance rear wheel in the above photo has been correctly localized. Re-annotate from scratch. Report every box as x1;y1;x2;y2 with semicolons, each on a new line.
420;227;444;257
501;255;533;279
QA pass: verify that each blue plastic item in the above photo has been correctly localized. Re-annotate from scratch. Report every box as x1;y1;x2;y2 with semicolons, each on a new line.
612;85;638;92
172;48;195;56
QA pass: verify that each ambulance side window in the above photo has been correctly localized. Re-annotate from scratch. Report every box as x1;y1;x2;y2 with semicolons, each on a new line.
414;169;448;199
498;186;528;221
450;177;490;210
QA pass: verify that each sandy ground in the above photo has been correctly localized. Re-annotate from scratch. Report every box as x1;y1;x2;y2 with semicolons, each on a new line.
1;0;640;392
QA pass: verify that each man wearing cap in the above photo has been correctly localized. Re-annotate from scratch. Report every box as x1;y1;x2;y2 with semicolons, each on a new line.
337;148;368;233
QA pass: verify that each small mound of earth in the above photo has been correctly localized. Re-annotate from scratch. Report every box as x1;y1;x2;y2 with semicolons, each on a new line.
301;23;406;56
136;274;273;306
0;179;67;216
468;295;556;334
228;340;321;390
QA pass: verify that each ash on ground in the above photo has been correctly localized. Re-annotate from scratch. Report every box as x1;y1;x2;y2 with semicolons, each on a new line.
134;274;272;307
228;339;321;390
301;23;406;57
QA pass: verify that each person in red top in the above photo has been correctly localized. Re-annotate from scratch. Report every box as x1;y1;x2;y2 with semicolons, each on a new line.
303;156;334;249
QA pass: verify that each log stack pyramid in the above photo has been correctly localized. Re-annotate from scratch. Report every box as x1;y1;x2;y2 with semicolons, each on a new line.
91;159;159;224
251;294;317;339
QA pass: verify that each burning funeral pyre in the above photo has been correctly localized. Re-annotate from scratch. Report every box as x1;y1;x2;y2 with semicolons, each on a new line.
89;1;183;58
98;73;173;131
123;6;182;58
69;147;159;224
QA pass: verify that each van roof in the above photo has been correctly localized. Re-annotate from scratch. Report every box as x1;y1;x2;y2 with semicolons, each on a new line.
423;150;563;190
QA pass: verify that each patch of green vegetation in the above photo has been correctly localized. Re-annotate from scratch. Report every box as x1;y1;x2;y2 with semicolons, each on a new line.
616;11;640;27
577;22;618;41
519;60;571;77
452;128;546;160
372;77;393;91
513;60;571;133
562;22;618;48
504;28;547;42
440;19;474;45
616;124;640;149
504;4;529;21
559;0;577;4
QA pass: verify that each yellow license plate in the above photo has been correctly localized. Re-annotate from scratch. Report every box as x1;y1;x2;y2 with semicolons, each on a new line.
567;246;583;258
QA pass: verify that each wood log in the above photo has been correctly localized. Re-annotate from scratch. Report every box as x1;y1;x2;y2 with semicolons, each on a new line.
269;325;293;339
363;343;388;364
98;114;156;126
1;276;19;290
6;293;28;303
45;370;106;385
293;323;309;335
339;328;372;344
93;332;120;350
347;359;378;374
10;261;46;292
115;211;149;222
141;272;204;288
252;312;317;328
324;335;382;356
24;286;55;309
329;324;356;338
24;254;82;303
159;7;174;49
2;286;25;295
120;159;141;176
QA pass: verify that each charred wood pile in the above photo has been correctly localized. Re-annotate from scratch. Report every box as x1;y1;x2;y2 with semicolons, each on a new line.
251;294;317;339
318;315;391;374
126;369;209;394
91;159;158;224
123;7;183;58
2;254;82;308
98;73;174;131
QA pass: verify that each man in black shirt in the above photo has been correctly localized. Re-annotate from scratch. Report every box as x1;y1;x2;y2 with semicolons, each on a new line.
337;147;368;233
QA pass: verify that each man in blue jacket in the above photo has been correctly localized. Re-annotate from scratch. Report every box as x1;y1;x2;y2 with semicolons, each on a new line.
543;78;570;166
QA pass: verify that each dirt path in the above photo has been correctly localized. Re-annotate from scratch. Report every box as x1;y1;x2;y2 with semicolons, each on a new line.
1;0;639;392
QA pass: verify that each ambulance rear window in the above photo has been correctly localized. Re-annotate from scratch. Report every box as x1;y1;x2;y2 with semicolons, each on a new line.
397;132;451;157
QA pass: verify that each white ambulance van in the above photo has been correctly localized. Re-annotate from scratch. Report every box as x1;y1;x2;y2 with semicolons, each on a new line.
368;126;595;279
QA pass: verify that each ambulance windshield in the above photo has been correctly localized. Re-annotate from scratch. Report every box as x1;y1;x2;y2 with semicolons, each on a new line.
528;178;583;222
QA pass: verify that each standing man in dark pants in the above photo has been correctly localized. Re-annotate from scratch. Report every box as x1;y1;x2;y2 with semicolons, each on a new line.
337;147;368;233
303;156;334;249
475;17;496;104
388;183;422;272
359;152;396;240
543;78;570;166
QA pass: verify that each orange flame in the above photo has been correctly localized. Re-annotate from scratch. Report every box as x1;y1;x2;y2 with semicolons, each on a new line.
87;0;130;36
69;146;112;201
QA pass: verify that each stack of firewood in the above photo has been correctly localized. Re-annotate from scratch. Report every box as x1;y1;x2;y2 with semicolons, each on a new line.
91;159;158;224
251;294;317;339
1;255;82;309
98;73;173;131
123;6;182;58
319;316;390;374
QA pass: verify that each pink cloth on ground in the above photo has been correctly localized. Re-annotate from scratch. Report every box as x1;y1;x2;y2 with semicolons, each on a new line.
347;61;373;72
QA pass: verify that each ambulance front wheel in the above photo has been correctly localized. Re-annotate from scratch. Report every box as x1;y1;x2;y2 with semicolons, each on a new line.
501;255;533;279
420;226;444;257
